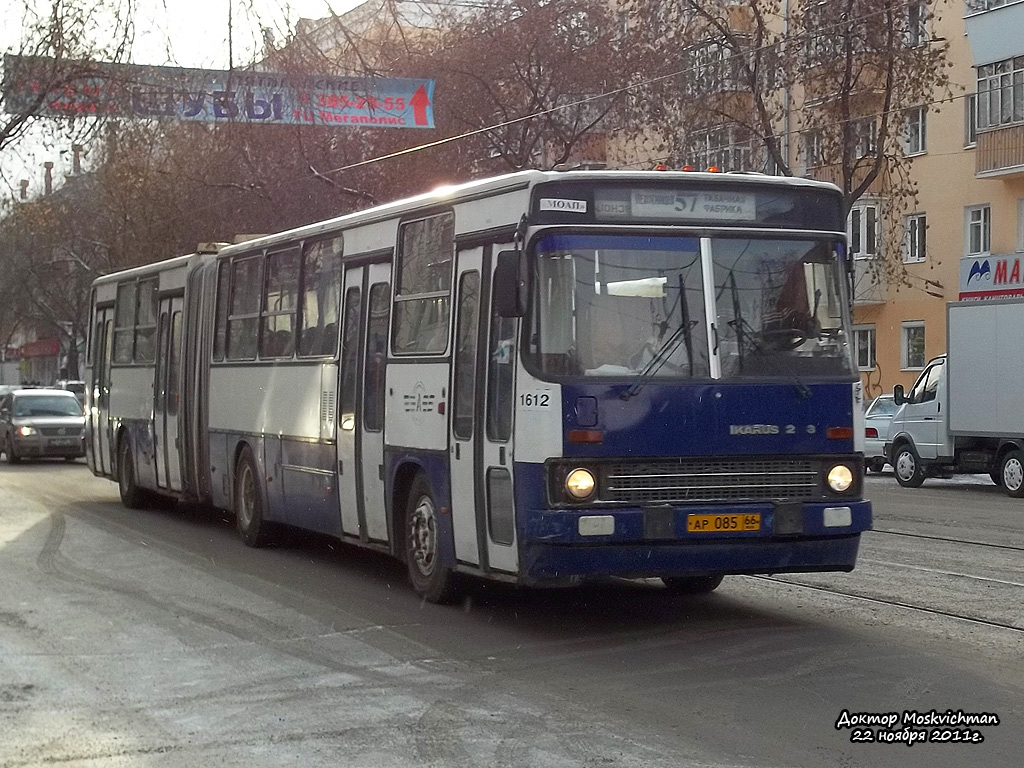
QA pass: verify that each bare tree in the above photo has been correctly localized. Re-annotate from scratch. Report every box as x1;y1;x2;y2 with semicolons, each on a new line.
403;0;632;171
0;0;135;196
623;0;951;282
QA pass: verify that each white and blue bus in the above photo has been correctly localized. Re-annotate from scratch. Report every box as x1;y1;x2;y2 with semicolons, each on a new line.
85;170;871;602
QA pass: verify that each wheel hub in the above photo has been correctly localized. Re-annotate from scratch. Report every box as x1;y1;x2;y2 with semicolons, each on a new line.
896;451;915;482
410;496;436;577
1003;458;1023;492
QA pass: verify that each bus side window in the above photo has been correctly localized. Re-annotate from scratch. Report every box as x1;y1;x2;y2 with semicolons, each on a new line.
213;260;230;361
299;236;343;357
227;255;262;361
392;213;454;355
260;247;300;359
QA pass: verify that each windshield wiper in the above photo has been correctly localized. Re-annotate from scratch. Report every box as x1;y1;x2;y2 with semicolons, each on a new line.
620;321;695;400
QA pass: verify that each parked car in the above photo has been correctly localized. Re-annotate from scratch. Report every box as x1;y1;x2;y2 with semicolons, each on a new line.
864;394;898;472
0;389;86;463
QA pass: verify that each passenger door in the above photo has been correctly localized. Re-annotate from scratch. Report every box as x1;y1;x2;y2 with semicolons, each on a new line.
153;296;184;492
336;262;392;543
89;306;114;476
448;245;520;575
449;248;483;566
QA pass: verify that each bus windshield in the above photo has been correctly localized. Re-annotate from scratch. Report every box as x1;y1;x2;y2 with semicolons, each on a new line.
526;232;854;379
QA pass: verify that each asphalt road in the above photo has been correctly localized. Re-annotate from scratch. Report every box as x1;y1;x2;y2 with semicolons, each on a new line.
1;462;1021;767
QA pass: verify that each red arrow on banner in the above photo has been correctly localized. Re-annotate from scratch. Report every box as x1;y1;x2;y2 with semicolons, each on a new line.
410;84;431;126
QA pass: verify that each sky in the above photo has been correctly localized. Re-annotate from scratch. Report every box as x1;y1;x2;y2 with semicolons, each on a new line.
132;0;361;68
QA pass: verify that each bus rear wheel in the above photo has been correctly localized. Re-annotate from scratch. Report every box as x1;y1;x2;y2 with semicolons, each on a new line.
234;445;274;547
118;438;146;509
405;473;459;604
661;575;724;594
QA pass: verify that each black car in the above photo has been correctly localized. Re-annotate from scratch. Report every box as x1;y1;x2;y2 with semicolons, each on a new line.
0;389;86;463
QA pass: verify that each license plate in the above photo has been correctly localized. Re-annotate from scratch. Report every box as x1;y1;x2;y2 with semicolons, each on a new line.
50;439;77;447
687;513;761;533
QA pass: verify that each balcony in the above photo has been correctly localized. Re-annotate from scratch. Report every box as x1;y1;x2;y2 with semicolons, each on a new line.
851;257;886;306
975;124;1024;177
964;1;1024;68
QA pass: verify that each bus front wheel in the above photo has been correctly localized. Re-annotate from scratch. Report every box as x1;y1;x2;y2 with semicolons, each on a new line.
405;473;459;604
234;445;274;547
118;438;146;509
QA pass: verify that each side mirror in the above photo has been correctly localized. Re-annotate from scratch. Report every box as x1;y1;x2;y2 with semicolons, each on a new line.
494;249;526;317
893;384;905;406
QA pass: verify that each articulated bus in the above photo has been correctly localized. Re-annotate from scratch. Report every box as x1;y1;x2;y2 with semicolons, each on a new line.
85;170;872;602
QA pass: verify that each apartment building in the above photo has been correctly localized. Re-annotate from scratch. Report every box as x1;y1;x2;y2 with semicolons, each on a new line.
851;0;1024;400
283;1;1024;401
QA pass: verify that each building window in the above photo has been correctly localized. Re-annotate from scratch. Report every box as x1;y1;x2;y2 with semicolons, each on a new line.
1017;198;1024;252
965;93;978;147
849;201;880;259
976;57;1024;131
802;130;822;170
684;125;752;171
966;204;992;255
904;107;927;155
902;322;926;370
903;213;927;263
853;325;876;370
906;0;928;47
853;119;878;158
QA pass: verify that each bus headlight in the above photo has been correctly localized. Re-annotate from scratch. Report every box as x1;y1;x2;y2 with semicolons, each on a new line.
565;468;596;500
17;426;37;437
827;464;854;493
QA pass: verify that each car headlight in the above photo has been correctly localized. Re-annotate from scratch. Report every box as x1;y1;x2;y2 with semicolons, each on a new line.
827;464;854;493
565;468;596;500
17;425;37;437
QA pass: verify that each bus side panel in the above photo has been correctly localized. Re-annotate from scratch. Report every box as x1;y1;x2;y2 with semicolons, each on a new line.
208;364;329;526
109;366;158;488
208;430;230;510
281;438;340;536
385;362;450;452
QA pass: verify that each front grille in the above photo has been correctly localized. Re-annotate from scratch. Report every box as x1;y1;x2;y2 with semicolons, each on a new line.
600;458;819;504
40;427;83;437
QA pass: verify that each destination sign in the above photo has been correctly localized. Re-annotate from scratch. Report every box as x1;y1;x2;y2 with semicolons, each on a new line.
595;188;756;221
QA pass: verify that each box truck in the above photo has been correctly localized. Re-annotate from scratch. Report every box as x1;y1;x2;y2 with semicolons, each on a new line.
885;298;1024;496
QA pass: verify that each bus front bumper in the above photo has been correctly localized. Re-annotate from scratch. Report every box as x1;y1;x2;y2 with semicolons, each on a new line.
517;500;871;582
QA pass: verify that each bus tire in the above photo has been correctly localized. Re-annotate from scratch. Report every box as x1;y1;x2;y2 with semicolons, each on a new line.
661;574;724;594
893;443;926;488
5;436;21;464
234;445;274;547
118;437;146;509
1000;449;1024;498
405;473;459;604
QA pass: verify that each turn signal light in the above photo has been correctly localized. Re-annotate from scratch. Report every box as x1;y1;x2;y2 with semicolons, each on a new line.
827;426;854;439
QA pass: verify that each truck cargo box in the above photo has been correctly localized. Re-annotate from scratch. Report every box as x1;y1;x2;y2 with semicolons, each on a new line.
947;299;1024;437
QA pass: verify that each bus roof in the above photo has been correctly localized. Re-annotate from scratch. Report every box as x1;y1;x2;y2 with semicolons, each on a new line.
211;169;843;259
91;169;843;285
